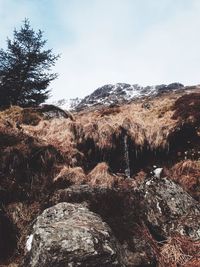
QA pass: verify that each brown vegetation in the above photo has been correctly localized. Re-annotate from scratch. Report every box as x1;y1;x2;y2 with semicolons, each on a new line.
168;160;200;200
0;106;42;126
1;86;200;266
0;125;63;197
160;235;200;267
75;94;177;150
140;225;200;267
13;89;200;175
87;162;123;188
23;119;82;166
53;166;86;188
100;106;121;116
5;201;41;259
172;93;200;124
0;112;65;264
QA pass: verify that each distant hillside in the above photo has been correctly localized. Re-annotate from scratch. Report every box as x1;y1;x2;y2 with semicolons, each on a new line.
76;82;184;110
50;83;185;111
0;84;200;266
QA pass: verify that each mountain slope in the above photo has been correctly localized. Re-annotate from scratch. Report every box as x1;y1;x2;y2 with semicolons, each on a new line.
76;82;184;110
0;84;200;266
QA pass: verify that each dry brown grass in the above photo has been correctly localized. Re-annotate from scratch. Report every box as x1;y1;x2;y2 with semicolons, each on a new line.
87;162;123;188
74;93;179;150
9;88;199;170
0;120;64;203
0;106;42;126
140;225;200;267
117;178;138;189
185;258;200;267
0;106;23;122
172;93;200;124
169;160;200;199
1;89;200;267
97;123;116;149
2;88;200;161
53;166;86;187
159;235;200;267
70;88;200;157
5;202;41;233
22;119;82;165
100;106;121;117
0;124;21;148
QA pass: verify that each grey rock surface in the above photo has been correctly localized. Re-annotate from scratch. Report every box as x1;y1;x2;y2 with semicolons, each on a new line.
140;177;200;239
50;180;200;265
23;202;124;267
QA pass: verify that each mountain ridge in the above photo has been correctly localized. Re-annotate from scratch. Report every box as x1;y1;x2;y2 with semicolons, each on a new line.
53;82;186;111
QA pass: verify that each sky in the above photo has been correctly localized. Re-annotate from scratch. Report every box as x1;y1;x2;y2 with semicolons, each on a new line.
0;0;200;101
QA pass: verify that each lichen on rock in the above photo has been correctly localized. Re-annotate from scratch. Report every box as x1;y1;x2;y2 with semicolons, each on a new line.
23;202;124;267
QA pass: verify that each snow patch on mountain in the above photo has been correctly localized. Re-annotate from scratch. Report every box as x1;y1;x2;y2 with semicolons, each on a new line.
49;82;184;111
51;98;82;110
76;82;184;110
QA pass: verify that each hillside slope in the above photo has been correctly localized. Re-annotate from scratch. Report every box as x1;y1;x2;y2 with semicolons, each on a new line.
0;84;200;266
76;82;184;110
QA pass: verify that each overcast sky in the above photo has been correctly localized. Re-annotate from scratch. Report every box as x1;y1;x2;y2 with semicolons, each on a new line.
0;0;200;100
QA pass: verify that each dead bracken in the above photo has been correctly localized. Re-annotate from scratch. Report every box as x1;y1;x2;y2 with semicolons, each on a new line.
0;86;200;266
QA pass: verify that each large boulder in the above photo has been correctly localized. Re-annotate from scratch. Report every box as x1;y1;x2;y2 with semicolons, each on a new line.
51;186;154;267
140;176;200;240
23;202;124;267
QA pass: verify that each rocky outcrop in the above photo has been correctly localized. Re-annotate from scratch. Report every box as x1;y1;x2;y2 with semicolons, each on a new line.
23;202;124;267
1;85;200;266
52;178;200;241
76;83;184;111
140;177;200;240
50;178;200;266
37;104;74;120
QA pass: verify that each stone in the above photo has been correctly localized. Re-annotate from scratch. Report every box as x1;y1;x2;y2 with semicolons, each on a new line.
51;185;154;266
51;181;200;265
140;177;200;239
23;202;124;267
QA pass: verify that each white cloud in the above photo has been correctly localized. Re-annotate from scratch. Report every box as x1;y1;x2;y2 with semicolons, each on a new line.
50;0;200;100
0;0;200;100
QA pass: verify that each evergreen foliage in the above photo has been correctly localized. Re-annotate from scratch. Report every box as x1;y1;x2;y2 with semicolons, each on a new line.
0;19;59;108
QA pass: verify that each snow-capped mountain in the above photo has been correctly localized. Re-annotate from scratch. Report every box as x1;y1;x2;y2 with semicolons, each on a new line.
51;83;184;111
75;82;184;110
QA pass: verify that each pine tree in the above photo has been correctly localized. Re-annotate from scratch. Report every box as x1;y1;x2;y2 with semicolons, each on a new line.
0;19;59;108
